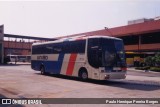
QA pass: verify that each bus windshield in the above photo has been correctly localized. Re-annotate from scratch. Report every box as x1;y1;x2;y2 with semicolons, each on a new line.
101;39;116;67
114;40;126;66
102;39;126;67
88;38;126;68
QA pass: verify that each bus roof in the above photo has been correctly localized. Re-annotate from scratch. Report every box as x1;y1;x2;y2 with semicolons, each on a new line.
32;35;122;46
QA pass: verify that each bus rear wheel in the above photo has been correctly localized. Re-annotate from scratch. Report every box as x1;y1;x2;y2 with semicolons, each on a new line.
79;69;88;80
40;66;46;75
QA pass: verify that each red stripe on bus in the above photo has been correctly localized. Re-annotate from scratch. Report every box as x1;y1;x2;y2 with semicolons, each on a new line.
76;37;84;41
66;54;77;76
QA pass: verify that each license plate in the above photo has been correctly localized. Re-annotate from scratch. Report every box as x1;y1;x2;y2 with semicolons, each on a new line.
113;67;121;70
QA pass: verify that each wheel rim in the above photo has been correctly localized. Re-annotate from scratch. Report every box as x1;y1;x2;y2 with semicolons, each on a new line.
82;72;88;79
41;67;44;74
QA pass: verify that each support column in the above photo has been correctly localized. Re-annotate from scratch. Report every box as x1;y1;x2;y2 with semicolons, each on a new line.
0;25;4;64
138;35;141;51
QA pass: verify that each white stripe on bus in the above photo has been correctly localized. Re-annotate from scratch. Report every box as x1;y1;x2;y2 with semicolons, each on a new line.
31;54;59;61
60;54;70;75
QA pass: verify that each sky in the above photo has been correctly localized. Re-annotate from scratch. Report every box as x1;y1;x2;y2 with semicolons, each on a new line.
0;0;160;38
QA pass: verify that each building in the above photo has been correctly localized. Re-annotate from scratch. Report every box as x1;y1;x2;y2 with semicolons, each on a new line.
3;34;56;56
1;17;160;65
58;17;160;66
0;32;56;64
0;33;56;64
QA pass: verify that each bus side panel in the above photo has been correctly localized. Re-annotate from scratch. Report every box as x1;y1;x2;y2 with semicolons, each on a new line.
60;54;70;75
49;53;64;74
72;53;86;77
31;60;43;71
60;53;86;77
60;53;78;76
43;61;55;73
31;60;57;72
31;53;64;74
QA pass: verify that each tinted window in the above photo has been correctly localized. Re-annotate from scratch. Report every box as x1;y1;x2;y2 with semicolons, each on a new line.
87;38;102;68
53;43;63;53
141;32;160;44
63;40;86;53
101;39;117;67
32;40;85;54
120;36;139;45
32;43;62;54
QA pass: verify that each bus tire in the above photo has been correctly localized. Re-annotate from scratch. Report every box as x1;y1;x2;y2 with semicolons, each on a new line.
40;65;46;75
79;68;88;80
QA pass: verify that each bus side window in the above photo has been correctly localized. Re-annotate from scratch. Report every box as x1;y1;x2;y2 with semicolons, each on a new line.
75;40;85;53
70;41;77;53
68;40;85;53
46;44;53;54
53;43;63;54
88;38;101;68
32;45;42;54
62;40;85;54
63;42;71;53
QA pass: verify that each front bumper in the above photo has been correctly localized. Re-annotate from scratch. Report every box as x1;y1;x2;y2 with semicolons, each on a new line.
99;72;126;80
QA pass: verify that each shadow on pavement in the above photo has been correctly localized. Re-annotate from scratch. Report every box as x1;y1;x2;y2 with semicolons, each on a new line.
36;73;160;91
0;94;25;107
0;63;30;66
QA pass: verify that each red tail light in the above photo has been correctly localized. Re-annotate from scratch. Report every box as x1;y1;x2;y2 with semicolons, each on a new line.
121;67;127;71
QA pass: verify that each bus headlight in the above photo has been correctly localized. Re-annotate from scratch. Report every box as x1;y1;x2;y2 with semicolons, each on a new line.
104;75;110;79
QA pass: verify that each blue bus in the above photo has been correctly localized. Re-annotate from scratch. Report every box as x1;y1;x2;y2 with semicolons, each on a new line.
31;35;127;80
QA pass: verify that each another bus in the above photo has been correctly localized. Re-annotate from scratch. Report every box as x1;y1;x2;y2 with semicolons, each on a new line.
7;55;18;62
31;35;127;80
7;55;31;63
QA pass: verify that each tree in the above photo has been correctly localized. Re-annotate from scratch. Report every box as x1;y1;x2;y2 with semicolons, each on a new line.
145;53;160;67
145;56;154;67
154;53;160;67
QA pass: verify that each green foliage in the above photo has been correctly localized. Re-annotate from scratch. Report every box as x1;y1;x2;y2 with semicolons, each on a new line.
135;66;160;72
154;53;160;66
135;66;150;70
145;52;160;67
137;53;160;72
150;67;160;72
145;56;154;66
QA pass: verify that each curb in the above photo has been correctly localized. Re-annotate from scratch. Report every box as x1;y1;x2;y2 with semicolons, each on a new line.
127;68;159;73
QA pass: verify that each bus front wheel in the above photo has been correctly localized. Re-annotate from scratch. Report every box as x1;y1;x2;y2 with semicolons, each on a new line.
40;66;46;75
79;68;88;80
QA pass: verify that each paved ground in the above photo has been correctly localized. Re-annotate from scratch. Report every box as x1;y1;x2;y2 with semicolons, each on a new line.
0;64;160;107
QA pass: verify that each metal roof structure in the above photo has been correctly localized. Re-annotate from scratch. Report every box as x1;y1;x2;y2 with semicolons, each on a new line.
4;34;56;41
57;19;160;38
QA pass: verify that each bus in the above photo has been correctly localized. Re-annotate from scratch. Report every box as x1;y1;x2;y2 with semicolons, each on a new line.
31;35;127;80
7;55;31;63
17;55;31;62
7;55;17;62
